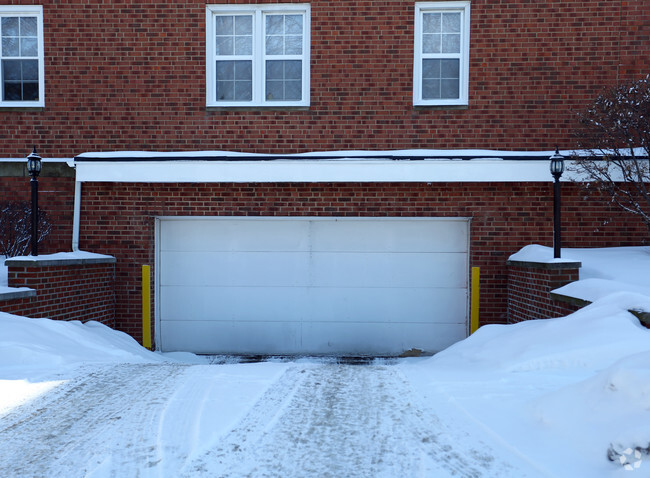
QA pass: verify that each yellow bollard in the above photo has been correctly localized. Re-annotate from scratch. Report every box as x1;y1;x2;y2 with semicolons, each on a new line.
142;265;152;350
470;267;480;334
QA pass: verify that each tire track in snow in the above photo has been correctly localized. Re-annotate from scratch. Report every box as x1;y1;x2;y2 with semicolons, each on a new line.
0;363;189;478
183;363;520;478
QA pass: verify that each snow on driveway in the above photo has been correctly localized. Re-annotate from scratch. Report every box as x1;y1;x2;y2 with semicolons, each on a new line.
0;360;527;478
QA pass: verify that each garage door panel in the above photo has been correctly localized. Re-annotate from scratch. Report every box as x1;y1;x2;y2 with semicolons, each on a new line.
160;320;468;355
309;252;467;288
158;217;469;355
301;322;468;356
305;287;468;323
161;219;310;252
160;251;311;287
161;285;466;324
160;320;302;354
310;220;468;253
161;251;467;288
161;286;309;322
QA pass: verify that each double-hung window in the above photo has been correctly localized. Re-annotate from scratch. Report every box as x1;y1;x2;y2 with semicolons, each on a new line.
414;2;470;106
0;5;44;107
206;4;310;107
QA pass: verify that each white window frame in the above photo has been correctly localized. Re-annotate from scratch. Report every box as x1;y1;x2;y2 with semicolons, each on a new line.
206;3;310;108
414;1;470;106
0;5;44;107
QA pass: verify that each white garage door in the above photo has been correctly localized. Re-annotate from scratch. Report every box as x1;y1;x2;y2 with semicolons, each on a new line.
156;217;469;355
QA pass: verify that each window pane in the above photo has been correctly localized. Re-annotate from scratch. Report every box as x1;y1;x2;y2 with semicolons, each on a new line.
216;60;252;101
22;59;38;80
265;60;302;101
422;79;440;99
1;17;19;37
422;59;459;100
422;59;441;79
285;35;302;55
285;15;303;35
22;81;38;101
442;13;461;33
234;36;252;55
234;16;252;35
440;59;460;79
3;82;20;101
440;79;459;99
266;60;284;79
216;80;234;101
266;35;283;55
423;13;441;34
284;80;301;100
234;60;252;80
216;60;234;79
422;33;440;54
2;59;38;101
234;81;252;101
215;16;233;36
2;59;20;80
21;37;38;57
441;34;460;54
265;14;303;55
20;17;37;37
215;36;233;56
285;60;302;78
266;15;283;35
266;80;282;101
2;36;18;57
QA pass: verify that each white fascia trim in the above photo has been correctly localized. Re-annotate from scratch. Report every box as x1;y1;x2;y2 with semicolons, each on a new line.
74;158;583;183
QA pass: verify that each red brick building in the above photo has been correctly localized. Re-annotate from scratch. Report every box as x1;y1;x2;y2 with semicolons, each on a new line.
1;1;648;354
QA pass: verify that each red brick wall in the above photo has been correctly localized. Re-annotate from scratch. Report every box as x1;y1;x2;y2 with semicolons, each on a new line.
77;181;648;343
507;261;582;322
0;175;75;255
1;261;116;325
0;0;647;157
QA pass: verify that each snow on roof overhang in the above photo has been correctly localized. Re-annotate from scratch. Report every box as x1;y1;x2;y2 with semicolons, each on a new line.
74;149;558;162
72;149;644;183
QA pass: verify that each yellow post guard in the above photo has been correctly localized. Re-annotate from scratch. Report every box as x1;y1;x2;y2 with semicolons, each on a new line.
142;265;152;350
470;267;480;334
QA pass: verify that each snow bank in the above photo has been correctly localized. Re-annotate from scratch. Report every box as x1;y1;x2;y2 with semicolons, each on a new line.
0;312;167;375
430;292;650;373
403;291;650;477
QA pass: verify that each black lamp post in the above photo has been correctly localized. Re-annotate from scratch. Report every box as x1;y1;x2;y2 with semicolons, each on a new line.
550;147;565;259
26;147;42;256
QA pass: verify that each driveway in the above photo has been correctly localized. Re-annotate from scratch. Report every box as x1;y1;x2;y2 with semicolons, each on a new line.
0;360;532;477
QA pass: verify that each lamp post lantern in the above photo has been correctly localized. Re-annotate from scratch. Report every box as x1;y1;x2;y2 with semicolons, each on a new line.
550;147;565;259
26;147;42;256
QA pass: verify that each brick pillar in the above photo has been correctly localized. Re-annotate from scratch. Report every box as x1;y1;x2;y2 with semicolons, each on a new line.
3;254;116;326
507;259;582;323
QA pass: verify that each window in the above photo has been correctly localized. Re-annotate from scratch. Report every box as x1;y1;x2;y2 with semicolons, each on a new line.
206;4;310;107
0;5;44;107
414;2;470;106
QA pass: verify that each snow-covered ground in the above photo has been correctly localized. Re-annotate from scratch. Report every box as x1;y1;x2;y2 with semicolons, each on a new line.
1;247;650;477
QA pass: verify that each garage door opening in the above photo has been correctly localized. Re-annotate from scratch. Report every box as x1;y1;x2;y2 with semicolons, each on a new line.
156;217;469;355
